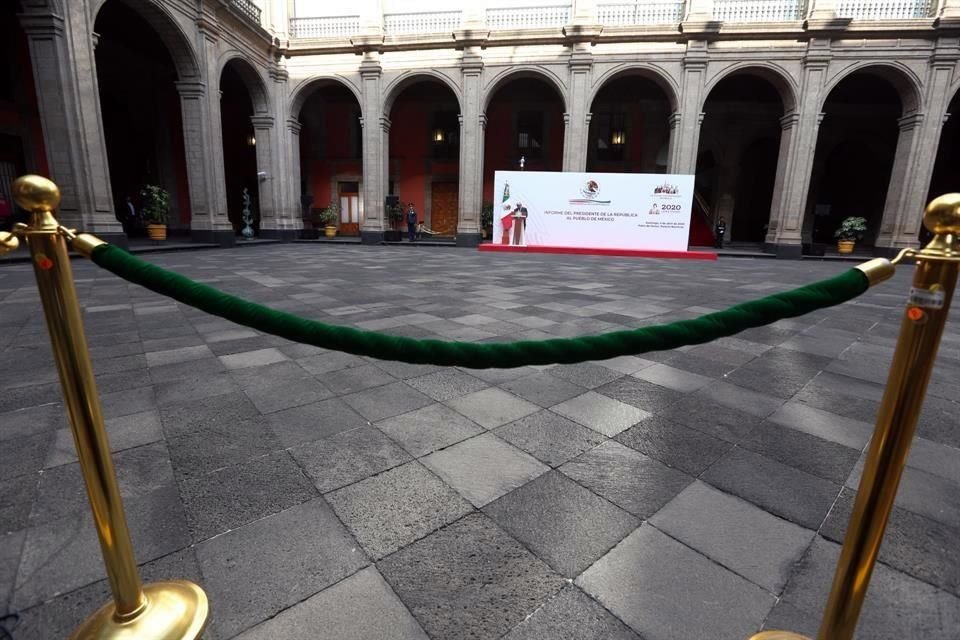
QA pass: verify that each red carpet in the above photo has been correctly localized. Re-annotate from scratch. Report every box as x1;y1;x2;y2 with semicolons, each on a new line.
478;245;717;260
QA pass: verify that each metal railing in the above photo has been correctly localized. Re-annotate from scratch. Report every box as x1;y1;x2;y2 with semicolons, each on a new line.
383;10;462;34
486;5;571;29
229;0;262;25
713;0;806;21
597;2;685;24
836;0;931;18
289;15;360;39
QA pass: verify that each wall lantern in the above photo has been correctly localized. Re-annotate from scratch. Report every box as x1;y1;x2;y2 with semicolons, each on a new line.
246;134;256;146
433;129;445;143
611;130;626;146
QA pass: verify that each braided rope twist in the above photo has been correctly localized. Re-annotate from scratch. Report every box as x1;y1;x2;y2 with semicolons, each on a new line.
89;244;869;369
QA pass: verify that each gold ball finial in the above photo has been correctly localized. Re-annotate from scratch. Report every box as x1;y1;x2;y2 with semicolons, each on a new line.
924;193;960;235
12;175;61;213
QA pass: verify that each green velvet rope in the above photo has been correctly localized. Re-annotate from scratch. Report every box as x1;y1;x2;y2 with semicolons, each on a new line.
88;243;868;369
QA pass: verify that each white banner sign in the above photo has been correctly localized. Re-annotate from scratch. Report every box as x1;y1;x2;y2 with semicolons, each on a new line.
492;170;694;252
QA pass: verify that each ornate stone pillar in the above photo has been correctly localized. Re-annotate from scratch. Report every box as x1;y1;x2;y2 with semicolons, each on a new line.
875;41;958;252
562;52;592;172
457;47;484;246
249;115;278;236
259;65;301;240
18;3;122;240
358;52;386;242
767;40;831;256
875;113;925;251
764;111;800;250
176;80;232;245
287;117;304;227
669;42;709;175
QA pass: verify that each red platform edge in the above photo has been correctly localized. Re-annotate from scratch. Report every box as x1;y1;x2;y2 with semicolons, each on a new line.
478;244;718;261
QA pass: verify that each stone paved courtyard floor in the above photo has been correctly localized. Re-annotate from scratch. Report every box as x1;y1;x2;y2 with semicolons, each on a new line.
2;245;959;639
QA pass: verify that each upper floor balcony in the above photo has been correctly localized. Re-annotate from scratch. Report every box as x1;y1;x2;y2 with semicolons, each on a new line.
286;0;938;41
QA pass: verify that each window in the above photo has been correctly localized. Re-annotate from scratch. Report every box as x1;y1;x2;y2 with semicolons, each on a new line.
431;111;459;160
593;112;627;162
516;111;544;158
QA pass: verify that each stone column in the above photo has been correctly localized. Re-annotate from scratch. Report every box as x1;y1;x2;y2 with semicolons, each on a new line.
259;65;301;240
287;117;305;227
875;42;958;251
249;115;278;237
177;80;234;246
767;40;832;256
669;42;709;175
457;47;484;246
562;47;593;173
18;4;123;241
359;53;386;242
764;111;800;251
874;113;924;251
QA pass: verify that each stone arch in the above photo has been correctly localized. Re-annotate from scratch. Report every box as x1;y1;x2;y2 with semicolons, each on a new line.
588;63;680;112
821;61;924;115
219;54;271;116
93;0;200;81
382;70;462;117
702;62;799;114
290;76;363;121
482;66;568;112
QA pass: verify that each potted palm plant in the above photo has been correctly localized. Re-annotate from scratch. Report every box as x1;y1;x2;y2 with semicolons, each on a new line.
481;202;493;240
141;184;169;242
314;200;339;237
834;216;867;254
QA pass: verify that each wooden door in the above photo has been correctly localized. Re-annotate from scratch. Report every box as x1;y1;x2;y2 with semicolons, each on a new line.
338;182;361;236
430;182;458;236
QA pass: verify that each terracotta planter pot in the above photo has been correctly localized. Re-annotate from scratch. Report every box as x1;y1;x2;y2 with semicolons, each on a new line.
147;224;167;241
837;240;855;254
324;226;337;238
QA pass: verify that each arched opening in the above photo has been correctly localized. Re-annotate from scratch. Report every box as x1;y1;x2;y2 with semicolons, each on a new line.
695;73;784;246
926;90;960;243
296;82;363;237
220;60;259;236
805;72;902;250
388;79;460;238
483;76;565;207
2;1;48;228
94;0;192;236
586;74;672;174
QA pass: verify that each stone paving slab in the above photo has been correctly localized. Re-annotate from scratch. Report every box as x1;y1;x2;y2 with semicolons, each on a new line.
1;245;958;639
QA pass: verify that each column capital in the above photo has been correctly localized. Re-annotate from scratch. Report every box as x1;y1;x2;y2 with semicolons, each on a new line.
668;112;681;129
175;81;207;98
780;111;800;130
269;65;289;83
461;50;484;74
196;15;221;42
569;49;594;71
250;115;276;129
816;111;826;126
697;112;706;125
286;118;302;134
17;11;65;37
898;112;925;131
479;113;488;128
563;112;570;125
380;116;391;132
359;56;383;78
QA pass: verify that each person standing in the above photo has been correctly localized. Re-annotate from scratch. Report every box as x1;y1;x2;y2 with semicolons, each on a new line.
715;216;726;248
512;202;528;246
406;202;418;242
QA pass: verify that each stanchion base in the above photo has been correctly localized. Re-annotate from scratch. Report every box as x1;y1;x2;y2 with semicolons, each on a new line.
71;580;208;640
749;632;812;640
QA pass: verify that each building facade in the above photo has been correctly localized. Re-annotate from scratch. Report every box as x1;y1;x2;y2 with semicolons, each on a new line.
5;0;960;254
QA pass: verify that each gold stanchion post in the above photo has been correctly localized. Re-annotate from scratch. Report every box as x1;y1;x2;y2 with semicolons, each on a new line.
751;195;960;640
4;176;208;640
